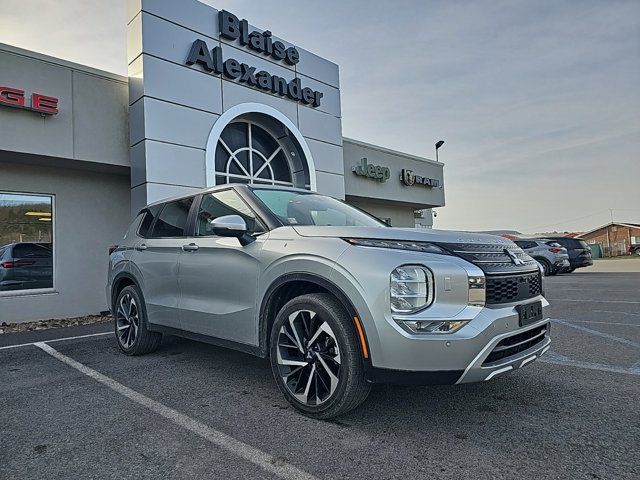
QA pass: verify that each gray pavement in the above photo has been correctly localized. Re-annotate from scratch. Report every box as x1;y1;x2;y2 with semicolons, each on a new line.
1;271;639;479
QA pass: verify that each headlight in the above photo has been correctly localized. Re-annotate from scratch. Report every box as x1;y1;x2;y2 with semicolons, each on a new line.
344;238;450;254
390;265;434;313
468;275;486;307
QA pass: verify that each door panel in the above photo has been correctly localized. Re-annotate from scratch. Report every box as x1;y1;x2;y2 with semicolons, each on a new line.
131;238;183;329
131;197;195;329
177;188;266;345
178;236;264;344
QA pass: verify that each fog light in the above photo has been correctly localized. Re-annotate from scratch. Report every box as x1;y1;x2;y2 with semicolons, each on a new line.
402;320;468;333
390;266;434;313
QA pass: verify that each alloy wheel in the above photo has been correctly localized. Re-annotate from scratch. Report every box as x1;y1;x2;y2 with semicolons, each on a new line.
275;309;341;406
116;293;140;349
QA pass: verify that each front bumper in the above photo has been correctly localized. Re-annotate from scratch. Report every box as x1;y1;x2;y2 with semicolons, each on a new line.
455;319;550;383
368;297;551;385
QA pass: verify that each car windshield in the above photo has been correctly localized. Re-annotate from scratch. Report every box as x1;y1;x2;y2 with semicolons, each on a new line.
252;189;387;227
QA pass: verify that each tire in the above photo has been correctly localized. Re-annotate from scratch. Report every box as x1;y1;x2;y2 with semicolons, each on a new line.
114;285;162;356
269;293;371;419
537;258;552;276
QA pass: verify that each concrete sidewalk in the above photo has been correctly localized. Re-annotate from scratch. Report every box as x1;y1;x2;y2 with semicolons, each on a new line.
576;258;640;273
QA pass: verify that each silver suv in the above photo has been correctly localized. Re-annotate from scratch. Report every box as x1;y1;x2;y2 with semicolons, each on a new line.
512;238;570;276
107;185;550;418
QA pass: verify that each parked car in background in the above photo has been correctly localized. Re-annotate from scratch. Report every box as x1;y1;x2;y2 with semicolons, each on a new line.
107;185;550;419
0;242;53;291
630;244;640;256
513;238;570;276
544;237;593;272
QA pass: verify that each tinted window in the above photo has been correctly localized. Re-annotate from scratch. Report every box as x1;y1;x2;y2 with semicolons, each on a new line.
196;190;263;236
554;238;588;249
151;198;194;238
13;243;52;258
138;205;161;238
514;241;536;249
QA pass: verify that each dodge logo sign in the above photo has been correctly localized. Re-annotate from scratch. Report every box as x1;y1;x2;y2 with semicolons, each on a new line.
0;86;59;115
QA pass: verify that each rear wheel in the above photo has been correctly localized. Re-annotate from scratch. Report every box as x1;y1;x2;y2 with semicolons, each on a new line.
537;258;552;276
269;293;371;419
114;285;162;355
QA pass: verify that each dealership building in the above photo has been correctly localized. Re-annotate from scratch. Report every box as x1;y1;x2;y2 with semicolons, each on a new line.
0;0;445;323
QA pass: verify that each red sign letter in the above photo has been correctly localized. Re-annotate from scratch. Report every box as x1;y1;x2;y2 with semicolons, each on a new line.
0;87;25;107
31;93;59;115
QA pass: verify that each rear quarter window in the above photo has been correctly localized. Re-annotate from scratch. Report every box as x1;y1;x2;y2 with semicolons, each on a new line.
137;205;162;238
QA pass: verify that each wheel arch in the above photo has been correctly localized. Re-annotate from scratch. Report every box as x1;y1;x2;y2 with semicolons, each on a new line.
258;273;371;367
111;272;142;312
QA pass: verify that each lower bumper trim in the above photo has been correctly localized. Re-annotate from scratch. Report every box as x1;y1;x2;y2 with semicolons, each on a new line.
369;367;463;385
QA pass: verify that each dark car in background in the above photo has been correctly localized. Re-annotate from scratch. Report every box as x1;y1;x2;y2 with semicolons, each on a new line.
0;242;53;291
543;237;593;272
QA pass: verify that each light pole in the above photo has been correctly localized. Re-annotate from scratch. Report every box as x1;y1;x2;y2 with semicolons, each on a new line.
435;140;445;163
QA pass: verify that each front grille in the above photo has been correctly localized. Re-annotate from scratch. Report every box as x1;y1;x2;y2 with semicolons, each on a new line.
438;242;538;275
485;271;542;304
483;324;548;365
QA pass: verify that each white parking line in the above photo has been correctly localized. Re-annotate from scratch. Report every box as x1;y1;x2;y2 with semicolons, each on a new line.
0;331;113;351
34;342;317;480
547;298;640;304
539;352;640;377
593;310;640;318
550;318;640;350
561;319;640;326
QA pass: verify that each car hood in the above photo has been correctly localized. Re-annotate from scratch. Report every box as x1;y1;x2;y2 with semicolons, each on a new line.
291;226;514;246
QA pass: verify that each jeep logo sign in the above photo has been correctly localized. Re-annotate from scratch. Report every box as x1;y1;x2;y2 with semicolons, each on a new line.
352;158;391;183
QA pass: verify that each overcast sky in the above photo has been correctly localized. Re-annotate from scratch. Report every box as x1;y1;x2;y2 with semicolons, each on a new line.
1;0;638;232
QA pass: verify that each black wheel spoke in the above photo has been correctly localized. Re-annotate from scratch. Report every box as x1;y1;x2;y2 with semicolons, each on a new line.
276;309;341;406
116;293;139;349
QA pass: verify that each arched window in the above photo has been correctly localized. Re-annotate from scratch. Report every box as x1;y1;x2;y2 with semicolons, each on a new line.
214;120;309;188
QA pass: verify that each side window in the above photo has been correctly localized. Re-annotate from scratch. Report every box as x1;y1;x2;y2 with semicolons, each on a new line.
137;205;161;238
196;190;264;236
150;198;194;238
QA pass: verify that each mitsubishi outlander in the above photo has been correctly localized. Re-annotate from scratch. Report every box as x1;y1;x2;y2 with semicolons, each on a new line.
107;185;550;419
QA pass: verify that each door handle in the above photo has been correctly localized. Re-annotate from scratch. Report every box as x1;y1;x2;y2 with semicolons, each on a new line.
135;244;148;251
182;243;199;252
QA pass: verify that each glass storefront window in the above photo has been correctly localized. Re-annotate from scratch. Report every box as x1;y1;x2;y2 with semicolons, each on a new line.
0;192;54;293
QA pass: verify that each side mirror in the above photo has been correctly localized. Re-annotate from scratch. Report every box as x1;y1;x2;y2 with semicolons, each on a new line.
209;215;254;245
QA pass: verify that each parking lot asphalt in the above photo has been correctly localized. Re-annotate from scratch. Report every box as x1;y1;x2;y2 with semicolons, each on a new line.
1;271;639;479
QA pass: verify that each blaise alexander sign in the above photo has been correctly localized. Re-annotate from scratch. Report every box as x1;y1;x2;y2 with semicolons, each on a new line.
186;10;324;107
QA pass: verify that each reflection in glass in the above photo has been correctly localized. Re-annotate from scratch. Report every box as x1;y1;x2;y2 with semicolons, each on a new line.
0;193;53;292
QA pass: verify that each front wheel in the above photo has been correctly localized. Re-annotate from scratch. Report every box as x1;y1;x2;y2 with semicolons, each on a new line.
269;293;371;419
